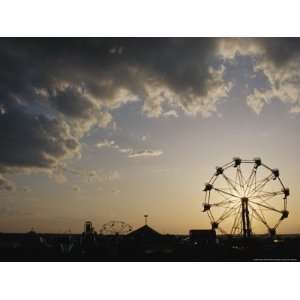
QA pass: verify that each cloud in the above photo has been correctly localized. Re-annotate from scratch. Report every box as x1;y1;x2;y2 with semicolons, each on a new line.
246;88;271;114
95;139;163;159
0;38;231;122
219;38;300;114
0;174;15;192
119;148;132;153
0;38;234;182
162;110;178;118
128;149;163;158
96;139;117;148
0;107;80;173
6;38;300;181
142;64;231;118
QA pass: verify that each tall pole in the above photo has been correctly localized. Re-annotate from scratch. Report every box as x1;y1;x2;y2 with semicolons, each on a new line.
144;214;148;225
241;197;251;239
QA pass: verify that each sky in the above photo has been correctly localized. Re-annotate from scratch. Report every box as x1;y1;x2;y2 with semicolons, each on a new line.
0;38;300;234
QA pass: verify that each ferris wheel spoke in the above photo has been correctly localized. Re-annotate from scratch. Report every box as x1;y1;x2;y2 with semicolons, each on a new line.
251;212;268;228
236;166;246;193
249;200;282;214
249;205;255;227
230;205;242;235
248;190;284;201
247;174;273;197
222;174;241;196
209;189;231;203
216;202;241;223
214;188;240;199
251;190;284;197
207;209;214;222
244;167;257;196
209;200;236;207
274;218;283;229
248;204;270;229
255;196;279;209
254;192;284;208
257;204;268;225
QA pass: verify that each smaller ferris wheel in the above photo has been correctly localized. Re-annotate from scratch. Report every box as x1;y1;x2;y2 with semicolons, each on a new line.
202;157;290;238
99;221;133;235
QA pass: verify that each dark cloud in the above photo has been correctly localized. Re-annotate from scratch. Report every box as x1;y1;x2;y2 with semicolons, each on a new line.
0;38;228;116
7;38;300;177
50;85;96;119
219;38;300;114
219;37;300;67
0;38;233;176
258;38;300;67
0;107;80;172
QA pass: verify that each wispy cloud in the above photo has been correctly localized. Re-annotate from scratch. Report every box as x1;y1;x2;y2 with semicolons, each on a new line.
128;149;163;158
162;110;178;118
95;139;163;159
119;148;132;153
96;139;117;148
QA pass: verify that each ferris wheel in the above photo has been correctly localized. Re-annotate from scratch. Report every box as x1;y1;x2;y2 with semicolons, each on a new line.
202;157;289;238
99;221;133;235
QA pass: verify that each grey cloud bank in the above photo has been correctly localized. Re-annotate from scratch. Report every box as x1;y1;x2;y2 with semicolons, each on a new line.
1;38;300;187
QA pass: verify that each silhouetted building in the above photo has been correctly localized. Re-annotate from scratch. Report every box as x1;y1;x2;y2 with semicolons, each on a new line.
127;225;162;241
189;229;216;245
81;221;97;252
84;221;94;234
